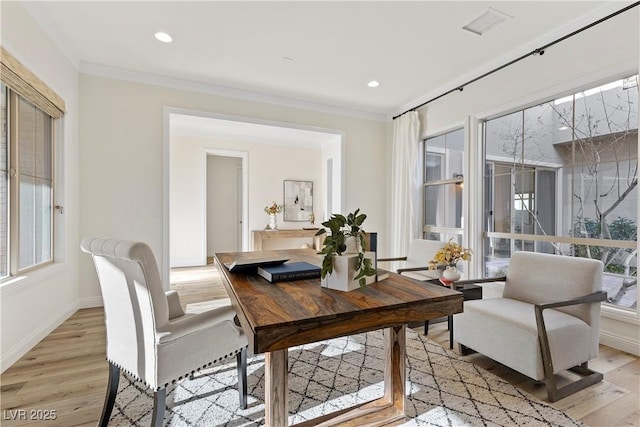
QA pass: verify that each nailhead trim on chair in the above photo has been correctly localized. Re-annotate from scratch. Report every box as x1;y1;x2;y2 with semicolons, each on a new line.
106;346;248;391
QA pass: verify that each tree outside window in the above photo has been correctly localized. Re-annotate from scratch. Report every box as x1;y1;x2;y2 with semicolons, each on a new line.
484;75;638;310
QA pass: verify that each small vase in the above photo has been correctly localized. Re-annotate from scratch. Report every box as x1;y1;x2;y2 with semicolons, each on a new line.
442;266;461;282
267;213;278;230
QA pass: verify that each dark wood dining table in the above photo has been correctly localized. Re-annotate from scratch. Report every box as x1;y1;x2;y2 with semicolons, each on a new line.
215;249;463;426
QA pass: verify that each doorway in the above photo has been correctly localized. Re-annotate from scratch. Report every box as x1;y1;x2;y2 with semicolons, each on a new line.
206;154;243;259
164;109;343;286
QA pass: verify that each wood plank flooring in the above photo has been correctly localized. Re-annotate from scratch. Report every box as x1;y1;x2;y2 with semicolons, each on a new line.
1;265;638;426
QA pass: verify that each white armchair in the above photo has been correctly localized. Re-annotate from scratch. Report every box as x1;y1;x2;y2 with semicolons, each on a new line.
81;237;248;426
454;251;607;401
379;239;444;280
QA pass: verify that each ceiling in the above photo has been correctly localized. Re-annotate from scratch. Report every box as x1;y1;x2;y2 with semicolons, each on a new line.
23;1;629;119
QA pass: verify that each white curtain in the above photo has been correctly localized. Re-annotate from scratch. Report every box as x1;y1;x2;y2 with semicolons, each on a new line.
390;111;422;260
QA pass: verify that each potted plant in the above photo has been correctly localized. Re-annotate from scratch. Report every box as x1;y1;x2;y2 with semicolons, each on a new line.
315;209;376;290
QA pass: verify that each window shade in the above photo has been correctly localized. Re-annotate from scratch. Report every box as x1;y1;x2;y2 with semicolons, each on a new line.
0;46;65;119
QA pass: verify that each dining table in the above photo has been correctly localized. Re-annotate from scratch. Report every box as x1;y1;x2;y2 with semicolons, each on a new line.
215;248;463;426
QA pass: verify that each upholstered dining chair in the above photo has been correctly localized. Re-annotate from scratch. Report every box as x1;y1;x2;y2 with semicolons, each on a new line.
454;251;607;402
81;237;248;427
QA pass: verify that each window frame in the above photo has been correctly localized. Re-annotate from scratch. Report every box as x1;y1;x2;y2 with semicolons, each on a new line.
423;128;465;240
480;74;639;314
1;85;56;280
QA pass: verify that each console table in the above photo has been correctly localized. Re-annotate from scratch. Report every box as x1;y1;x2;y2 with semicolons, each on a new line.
251;229;323;251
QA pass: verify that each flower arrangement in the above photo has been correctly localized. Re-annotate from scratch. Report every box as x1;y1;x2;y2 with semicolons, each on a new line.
428;239;472;270
264;202;282;215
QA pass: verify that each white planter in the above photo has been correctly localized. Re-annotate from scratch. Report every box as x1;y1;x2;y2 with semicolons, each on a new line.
344;236;358;254
321;251;376;292
442;266;461;282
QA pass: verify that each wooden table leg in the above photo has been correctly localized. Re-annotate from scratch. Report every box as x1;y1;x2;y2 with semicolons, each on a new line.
265;349;288;426
384;325;406;414
293;327;406;427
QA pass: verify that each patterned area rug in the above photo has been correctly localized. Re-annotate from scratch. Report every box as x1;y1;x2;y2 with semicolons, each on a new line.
110;328;584;426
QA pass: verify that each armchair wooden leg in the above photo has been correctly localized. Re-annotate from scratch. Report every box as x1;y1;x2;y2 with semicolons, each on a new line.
99;362;120;427
536;304;605;402
544;362;604;402
151;389;166;427
237;347;248;409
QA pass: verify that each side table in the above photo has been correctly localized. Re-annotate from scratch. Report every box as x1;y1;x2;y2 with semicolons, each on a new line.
424;282;482;349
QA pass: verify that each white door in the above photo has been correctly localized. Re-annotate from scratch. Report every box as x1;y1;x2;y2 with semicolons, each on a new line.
207;155;242;256
236;166;243;249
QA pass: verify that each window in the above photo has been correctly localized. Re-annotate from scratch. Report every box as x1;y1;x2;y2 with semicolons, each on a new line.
423;128;464;243
0;83;55;278
483;75;639;311
0;47;63;280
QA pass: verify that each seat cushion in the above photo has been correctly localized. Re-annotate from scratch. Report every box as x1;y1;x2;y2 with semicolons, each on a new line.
154;305;248;390
453;298;592;381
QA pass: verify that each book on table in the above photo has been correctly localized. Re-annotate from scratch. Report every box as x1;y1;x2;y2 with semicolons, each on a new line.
439;277;464;288
223;256;289;272
439;277;453;287
257;261;321;282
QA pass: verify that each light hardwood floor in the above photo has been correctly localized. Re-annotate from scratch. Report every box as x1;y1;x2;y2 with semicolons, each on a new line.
1;266;638;426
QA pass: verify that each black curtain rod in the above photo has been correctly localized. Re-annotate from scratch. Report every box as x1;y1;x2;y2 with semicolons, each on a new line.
393;1;640;121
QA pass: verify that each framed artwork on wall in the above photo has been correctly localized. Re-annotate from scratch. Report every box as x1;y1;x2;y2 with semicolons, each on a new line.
283;180;313;221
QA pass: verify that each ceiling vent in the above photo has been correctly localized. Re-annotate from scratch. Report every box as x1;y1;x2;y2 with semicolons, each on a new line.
462;7;512;36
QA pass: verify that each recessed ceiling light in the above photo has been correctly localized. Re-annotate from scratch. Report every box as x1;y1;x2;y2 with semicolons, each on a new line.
154;32;173;43
559;126;569;130
368;81;380;88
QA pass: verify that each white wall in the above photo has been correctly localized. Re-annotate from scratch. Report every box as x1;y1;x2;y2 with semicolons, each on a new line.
207;155;242;256
414;8;640;355
170;133;326;266
79;74;387;298
0;2;80;371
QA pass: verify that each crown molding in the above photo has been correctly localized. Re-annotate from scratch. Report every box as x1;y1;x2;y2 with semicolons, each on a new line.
80;62;388;122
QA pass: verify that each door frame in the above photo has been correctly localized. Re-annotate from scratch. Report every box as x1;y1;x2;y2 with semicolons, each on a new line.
163;107;344;289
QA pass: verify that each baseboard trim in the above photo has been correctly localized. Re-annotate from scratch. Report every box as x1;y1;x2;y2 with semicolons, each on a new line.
600;330;640;356
1;300;78;373
78;295;103;309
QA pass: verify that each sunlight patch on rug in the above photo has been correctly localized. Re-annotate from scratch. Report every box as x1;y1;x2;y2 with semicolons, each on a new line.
110;328;585;426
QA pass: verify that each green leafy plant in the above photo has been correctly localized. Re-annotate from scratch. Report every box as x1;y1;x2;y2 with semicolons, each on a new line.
315;209;376;288
572;215;637;274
